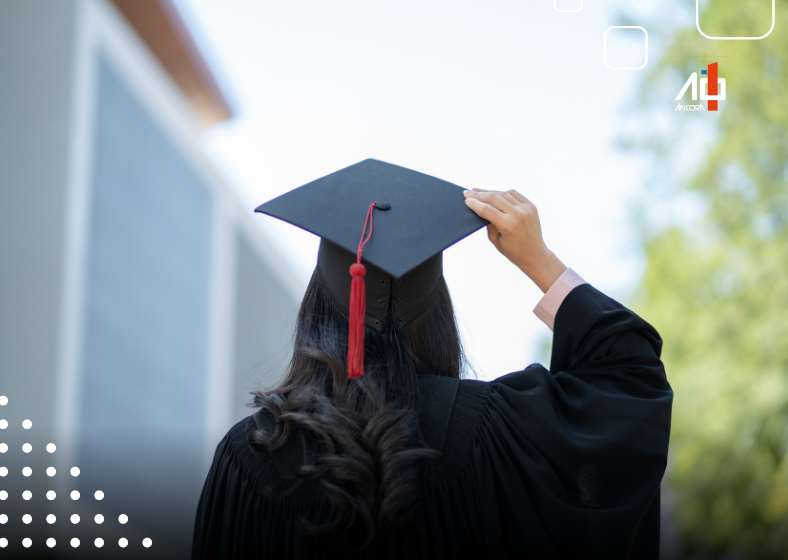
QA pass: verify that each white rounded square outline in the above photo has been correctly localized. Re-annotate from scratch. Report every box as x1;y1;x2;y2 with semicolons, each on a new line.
555;0;583;12
604;26;648;70
700;77;726;100
696;0;774;40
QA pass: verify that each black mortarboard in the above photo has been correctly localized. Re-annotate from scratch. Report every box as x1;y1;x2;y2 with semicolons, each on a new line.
254;158;487;378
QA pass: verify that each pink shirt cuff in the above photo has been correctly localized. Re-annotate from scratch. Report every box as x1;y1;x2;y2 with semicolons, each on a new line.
532;268;587;331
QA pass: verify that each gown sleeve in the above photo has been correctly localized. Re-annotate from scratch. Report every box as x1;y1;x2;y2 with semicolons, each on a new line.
484;282;672;559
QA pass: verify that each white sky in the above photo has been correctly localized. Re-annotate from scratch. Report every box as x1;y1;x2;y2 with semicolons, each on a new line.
178;0;667;380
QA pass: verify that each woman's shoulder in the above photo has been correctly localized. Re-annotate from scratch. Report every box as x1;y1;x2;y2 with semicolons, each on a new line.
418;368;558;472
416;374;492;481
210;413;323;504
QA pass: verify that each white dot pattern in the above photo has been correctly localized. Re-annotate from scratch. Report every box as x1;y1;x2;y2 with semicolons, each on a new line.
46;490;56;500
47;538;56;548
70;490;80;500
71;538;80;548
95;537;104;548
0;538;6;548
95;490;104;500
22;514;31;524
95;513;104;524
22;443;31;453
143;537;153;548
22;466;31;477
46;466;56;476
119;514;128;524
46;443;56;453
71;466;80;477
22;490;31;500
0;514;6;524
0;420;7;429
22;419;32;429
0;396;7;405
23;538;31;548
0;491;7;500
0;443;7;453
46;514;56;524
119;538;128;548
0;467;7;476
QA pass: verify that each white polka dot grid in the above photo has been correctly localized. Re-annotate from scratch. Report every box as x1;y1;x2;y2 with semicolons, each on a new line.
0;398;154;549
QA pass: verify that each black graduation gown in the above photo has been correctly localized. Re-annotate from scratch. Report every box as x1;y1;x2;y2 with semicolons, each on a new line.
192;283;673;559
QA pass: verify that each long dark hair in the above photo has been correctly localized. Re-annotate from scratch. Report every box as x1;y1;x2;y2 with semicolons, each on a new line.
249;268;463;551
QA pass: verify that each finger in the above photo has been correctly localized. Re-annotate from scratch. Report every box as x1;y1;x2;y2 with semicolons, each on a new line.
465;197;505;226
505;189;529;204
494;190;521;207
492;189;537;215
472;190;518;214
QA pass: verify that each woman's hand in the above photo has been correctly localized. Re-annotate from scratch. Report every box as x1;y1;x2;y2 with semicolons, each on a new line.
464;188;568;293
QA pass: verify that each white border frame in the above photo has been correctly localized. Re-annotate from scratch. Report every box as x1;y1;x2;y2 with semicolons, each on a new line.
554;0;582;12
604;26;648;70
696;0;775;40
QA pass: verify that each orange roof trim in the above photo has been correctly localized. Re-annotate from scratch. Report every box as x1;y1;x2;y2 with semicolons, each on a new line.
111;0;233;126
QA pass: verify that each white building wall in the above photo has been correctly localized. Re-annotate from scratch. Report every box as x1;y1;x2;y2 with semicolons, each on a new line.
0;0;301;556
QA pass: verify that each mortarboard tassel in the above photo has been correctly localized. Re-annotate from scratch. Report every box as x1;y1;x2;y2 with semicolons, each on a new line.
347;202;378;379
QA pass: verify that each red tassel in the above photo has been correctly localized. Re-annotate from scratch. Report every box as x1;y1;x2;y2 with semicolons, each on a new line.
347;202;377;379
347;263;366;379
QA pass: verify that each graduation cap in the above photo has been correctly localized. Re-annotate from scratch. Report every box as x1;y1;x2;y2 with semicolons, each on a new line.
255;158;487;378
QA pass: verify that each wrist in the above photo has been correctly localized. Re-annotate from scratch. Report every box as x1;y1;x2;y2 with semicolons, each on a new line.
519;249;568;293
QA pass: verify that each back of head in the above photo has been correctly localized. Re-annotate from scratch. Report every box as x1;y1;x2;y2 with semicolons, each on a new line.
250;267;463;552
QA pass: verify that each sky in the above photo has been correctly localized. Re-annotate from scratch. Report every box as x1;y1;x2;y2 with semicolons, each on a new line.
175;0;670;380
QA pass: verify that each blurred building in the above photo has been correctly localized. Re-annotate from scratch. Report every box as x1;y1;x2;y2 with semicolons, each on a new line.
0;0;300;556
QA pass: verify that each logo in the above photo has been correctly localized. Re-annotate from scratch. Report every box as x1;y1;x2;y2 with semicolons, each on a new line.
675;62;726;112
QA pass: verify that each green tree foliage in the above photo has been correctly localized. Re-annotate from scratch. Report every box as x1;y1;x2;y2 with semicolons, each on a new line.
624;0;788;557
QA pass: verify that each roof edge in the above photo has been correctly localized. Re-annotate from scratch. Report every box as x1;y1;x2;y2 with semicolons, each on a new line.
109;0;233;126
